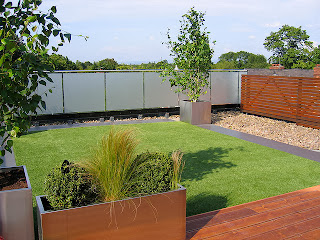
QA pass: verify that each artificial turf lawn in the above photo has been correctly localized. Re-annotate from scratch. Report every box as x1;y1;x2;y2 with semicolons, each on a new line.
13;121;320;216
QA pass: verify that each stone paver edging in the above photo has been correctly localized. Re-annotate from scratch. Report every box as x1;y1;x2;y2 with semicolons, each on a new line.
198;124;320;163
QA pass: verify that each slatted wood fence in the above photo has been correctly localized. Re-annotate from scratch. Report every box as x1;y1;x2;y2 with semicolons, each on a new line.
241;75;320;129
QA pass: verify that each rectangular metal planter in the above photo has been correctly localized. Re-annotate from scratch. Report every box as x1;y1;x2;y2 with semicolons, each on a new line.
0;165;34;240
36;185;186;240
180;100;212;125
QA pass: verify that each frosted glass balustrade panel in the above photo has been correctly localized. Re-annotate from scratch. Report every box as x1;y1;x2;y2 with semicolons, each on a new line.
36;73;63;114
106;72;143;110
63;73;105;113
211;72;241;104
144;72;179;108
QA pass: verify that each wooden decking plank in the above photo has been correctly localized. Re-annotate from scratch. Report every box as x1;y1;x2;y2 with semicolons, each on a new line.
246;216;320;240
250;190;320;213
187;192;320;231
286;227;320;240
187;185;320;223
187;198;320;239
193;205;320;240
186;208;257;232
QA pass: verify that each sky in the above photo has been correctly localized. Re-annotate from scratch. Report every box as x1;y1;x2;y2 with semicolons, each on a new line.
35;0;320;64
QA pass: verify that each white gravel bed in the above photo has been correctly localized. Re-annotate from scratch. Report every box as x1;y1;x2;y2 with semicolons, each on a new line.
212;111;320;150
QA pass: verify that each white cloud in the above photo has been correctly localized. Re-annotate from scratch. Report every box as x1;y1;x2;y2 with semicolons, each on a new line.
248;35;256;39
264;22;281;28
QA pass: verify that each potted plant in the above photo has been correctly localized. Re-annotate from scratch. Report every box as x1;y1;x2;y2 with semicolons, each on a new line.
36;128;186;240
0;165;34;240
161;7;215;125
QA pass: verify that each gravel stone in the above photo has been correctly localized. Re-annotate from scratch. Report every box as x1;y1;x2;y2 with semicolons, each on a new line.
212;111;320;150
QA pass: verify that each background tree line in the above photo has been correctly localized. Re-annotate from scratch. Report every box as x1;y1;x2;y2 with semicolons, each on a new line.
45;53;269;71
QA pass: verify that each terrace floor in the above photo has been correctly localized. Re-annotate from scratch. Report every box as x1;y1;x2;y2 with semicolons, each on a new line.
186;185;320;239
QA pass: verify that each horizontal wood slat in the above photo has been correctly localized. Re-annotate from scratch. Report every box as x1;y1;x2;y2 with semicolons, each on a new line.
241;75;320;129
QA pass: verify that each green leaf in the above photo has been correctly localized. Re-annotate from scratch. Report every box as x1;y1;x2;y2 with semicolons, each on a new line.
40;100;46;110
47;23;53;30
27;15;37;23
5;2;12;8
64;33;71;42
0;55;5;66
53;29;60;36
7;140;13;148
1;38;8;45
32;25;37;32
0;150;5;157
51;6;57;13
52;17;61;25
39;80;47;86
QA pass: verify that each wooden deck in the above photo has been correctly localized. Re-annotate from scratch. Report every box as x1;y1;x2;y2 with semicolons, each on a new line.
186;185;320;239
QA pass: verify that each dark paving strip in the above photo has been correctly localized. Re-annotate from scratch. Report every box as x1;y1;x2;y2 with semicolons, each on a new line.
198;124;320;163
29;118;175;132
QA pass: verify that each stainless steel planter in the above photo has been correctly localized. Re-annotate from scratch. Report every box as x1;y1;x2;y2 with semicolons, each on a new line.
37;185;186;240
180;100;212;125
0;165;34;240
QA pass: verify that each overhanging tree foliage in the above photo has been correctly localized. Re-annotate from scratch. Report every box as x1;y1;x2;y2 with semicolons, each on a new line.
161;7;214;102
264;25;314;69
0;0;73;163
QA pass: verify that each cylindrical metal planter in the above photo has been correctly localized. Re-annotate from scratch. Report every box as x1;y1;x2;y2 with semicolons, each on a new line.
37;185;186;240
180;100;212;125
0;165;34;240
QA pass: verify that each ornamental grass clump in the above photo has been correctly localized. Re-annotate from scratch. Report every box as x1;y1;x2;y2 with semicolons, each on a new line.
171;150;185;190
80;128;138;202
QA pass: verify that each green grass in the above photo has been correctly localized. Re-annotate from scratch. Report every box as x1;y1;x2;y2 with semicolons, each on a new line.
13;121;320;217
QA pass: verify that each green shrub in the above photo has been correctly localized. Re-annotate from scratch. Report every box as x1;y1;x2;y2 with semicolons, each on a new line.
129;152;181;197
44;160;99;210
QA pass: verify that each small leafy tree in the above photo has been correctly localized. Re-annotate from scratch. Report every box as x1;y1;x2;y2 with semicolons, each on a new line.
264;25;314;69
161;7;214;102
0;0;76;163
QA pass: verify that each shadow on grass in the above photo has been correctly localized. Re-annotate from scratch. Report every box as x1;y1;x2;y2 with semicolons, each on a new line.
186;192;228;216
186;193;228;239
182;147;241;182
